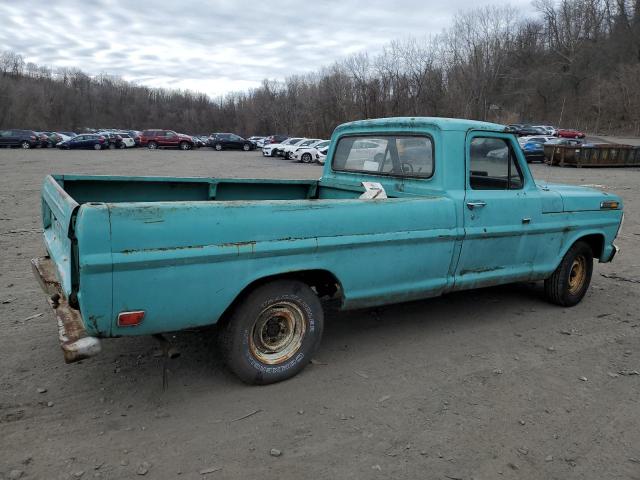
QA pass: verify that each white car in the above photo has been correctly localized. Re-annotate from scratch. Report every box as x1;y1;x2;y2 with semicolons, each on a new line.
118;133;136;148
518;135;556;146
292;140;330;163
248;136;265;148
316;146;329;165
282;138;322;159
262;137;305;157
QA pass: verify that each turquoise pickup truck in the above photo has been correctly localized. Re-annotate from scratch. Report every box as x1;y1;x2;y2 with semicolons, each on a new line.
32;117;623;384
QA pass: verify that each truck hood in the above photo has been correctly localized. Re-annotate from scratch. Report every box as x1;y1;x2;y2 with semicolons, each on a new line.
537;182;622;213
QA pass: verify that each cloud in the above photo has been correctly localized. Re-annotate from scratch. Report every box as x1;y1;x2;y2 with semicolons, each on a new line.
0;0;532;97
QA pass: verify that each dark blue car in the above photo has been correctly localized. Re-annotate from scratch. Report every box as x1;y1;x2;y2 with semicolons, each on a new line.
57;134;108;150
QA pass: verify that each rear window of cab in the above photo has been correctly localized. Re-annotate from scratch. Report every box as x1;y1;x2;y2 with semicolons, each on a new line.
332;135;434;178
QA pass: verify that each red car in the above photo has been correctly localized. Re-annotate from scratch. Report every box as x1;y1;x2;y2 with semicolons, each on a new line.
140;129;194;150
557;128;586;139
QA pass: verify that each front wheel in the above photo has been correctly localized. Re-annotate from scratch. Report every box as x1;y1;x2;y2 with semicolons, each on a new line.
214;143;222;151
544;241;593;307
93;143;102;150
220;280;324;385
301;152;313;163
21;141;31;149
243;143;250;151
179;141;190;150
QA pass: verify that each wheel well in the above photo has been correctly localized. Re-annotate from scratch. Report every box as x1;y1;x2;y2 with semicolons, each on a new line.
217;270;342;327
577;234;604;258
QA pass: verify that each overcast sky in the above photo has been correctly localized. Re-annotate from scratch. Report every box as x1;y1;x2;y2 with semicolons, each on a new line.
0;0;531;97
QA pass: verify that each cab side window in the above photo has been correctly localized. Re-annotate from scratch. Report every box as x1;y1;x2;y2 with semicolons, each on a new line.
469;138;523;190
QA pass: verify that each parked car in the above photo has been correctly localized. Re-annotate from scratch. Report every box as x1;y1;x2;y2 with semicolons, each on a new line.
190;135;207;148
140;130;194;150
508;124;546;136
545;138;584;147
97;132;125;149
0;129;39;148
31;117;623;386
117;133;136;148
557;128;586;139
532;125;557;136
292;140;330;163
282;138;322;159
57;134;109;150
34;132;53;148
316;145;329;165
521;140;546;162
208;133;255;151
262;137;304;157
247;136;265;147
263;134;289;146
518;135;556;146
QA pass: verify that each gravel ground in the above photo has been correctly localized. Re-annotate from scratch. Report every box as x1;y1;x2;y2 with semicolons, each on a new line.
0;147;639;480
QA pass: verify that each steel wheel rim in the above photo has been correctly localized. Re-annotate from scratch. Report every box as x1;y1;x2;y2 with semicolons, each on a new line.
249;301;306;365
215;144;221;150
243;144;249;151
302;153;311;162
22;142;30;149
568;255;587;295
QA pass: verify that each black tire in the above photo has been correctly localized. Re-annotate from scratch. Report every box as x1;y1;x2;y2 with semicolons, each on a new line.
214;143;222;151
21;141;31;149
301;152;313;163
179;141;190;150
93;143;102;150
220;280;324;385
243;143;250;151
544;241;593;307
147;141;158;150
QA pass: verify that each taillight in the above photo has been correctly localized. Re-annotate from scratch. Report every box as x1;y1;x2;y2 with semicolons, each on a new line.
117;311;145;327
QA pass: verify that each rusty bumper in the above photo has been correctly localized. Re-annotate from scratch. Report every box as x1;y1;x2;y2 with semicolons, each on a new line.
31;256;101;363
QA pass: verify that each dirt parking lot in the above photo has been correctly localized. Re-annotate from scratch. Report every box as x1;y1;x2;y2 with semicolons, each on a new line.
1;148;639;480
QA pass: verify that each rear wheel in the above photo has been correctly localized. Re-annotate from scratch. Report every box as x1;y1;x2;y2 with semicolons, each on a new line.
544;241;593;307
147;141;158;150
179;141;190;150
301;152;312;163
21;141;31;149
214;143;222;151
93;143;102;150
220;280;324;385
243;143;250;151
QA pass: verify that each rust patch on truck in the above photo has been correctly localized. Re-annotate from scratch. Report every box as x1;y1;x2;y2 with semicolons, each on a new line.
459;266;505;276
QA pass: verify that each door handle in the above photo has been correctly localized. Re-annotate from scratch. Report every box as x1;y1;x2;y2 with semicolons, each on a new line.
466;201;487;210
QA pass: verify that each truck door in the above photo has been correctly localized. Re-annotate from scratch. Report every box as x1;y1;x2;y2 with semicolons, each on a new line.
454;132;542;289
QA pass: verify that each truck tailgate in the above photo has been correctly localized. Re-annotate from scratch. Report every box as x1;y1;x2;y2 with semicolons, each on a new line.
41;175;79;296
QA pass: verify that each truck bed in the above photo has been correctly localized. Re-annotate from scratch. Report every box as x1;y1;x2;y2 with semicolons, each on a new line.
40;174;456;340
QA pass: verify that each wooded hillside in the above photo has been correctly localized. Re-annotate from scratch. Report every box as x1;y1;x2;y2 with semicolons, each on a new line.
1;0;638;137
